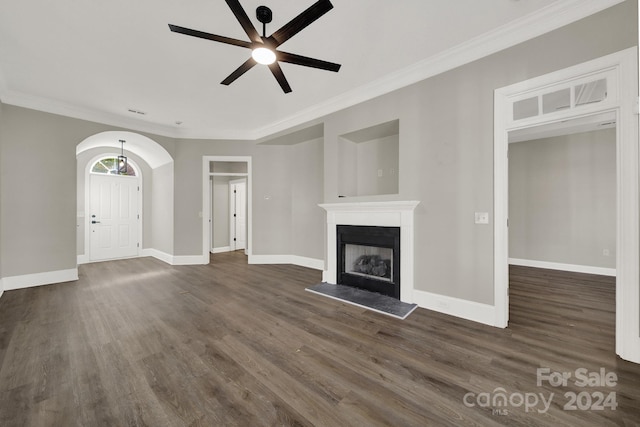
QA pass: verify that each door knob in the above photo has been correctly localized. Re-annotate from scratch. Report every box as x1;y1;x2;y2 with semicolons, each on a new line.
91;220;101;224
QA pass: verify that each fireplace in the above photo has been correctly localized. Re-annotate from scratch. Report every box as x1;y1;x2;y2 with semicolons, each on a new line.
320;201;419;304
337;225;400;299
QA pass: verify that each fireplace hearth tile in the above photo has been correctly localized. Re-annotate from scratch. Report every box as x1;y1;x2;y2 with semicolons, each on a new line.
305;283;418;320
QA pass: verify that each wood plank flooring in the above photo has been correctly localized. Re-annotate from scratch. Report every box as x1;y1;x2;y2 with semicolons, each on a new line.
0;253;639;426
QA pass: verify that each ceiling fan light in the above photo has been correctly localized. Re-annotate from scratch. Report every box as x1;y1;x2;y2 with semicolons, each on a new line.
252;47;276;65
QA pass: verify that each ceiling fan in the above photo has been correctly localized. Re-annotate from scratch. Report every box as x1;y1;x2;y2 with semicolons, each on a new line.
169;0;341;93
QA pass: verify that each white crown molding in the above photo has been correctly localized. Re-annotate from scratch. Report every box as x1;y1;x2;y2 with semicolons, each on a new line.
254;0;625;140
0;89;186;138
0;0;624;141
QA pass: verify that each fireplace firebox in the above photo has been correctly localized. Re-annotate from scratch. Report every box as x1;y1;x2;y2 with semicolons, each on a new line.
337;225;400;299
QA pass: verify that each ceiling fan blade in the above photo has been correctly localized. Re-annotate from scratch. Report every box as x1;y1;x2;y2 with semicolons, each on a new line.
221;57;257;85
268;62;292;93
268;0;333;47
277;51;341;72
169;24;252;49
225;0;262;44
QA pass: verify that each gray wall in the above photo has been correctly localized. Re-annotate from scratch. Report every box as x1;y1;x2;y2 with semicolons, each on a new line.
356;135;399;196
0;104;175;277
291;138;325;261
151;162;174;254
509;129;616;268
0;104;325;280
171;139;296;257
0;106;94;276
322;0;636;304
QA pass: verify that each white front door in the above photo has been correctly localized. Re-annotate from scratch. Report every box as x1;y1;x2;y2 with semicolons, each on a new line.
229;179;246;251
90;174;139;261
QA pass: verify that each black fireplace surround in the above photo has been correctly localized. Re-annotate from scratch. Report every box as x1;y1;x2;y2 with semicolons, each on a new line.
337;225;401;299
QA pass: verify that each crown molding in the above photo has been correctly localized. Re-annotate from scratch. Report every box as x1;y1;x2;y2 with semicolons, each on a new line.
0;89;188;138
253;0;625;139
0;0;624;141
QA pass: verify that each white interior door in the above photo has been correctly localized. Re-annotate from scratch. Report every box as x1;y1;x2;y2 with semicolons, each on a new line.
229;179;246;251
90;174;139;261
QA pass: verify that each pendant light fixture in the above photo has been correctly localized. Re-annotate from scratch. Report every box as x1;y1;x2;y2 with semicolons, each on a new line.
117;139;128;174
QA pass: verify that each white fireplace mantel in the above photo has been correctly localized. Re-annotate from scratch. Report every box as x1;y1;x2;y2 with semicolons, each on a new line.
319;201;420;303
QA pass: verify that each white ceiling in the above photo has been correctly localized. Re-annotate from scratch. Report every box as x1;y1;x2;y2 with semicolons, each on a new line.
0;0;622;140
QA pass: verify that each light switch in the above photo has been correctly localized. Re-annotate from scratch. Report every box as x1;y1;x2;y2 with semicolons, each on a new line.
475;212;489;224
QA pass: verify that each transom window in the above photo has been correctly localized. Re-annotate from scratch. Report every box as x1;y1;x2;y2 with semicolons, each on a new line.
91;157;137;176
508;69;615;125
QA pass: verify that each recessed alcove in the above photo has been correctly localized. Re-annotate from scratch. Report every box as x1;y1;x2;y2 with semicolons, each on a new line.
338;119;399;197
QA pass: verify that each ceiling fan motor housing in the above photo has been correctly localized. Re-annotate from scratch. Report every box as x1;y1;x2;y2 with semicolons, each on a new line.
256;6;272;24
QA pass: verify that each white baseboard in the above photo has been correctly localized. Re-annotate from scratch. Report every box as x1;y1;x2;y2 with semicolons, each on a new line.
173;255;208;265
249;254;325;271
141;249;207;266
249;254;292;265
412;289;497;327
322;270;331;283
141;248;174;264
290;256;325;270
212;246;232;254
77;254;90;265
3;268;79;291
509;258;616;277
0;278;4;299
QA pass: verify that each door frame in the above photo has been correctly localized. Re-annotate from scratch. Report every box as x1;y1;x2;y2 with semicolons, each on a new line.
202;156;252;262
84;153;143;262
494;47;639;363
229;177;247;252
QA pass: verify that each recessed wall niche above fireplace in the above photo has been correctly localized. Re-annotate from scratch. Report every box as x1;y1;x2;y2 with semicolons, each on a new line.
337;119;399;198
337;225;400;299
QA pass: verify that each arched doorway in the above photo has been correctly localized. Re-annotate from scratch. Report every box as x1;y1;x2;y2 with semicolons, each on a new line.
76;131;174;264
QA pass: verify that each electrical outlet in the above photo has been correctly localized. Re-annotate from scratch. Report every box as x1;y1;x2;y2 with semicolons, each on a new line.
474;212;489;224
437;300;449;309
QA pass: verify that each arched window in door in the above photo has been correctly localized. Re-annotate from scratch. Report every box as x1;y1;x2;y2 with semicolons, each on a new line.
90;157;137;176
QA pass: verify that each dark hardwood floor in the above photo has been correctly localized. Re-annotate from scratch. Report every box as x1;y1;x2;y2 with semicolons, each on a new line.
0;253;639;426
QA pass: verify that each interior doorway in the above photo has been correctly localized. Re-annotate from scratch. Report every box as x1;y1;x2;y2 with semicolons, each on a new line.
202;156;252;262
507;114;617;276
494;48;639;363
229;178;247;251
